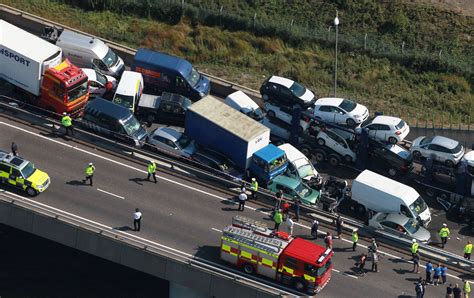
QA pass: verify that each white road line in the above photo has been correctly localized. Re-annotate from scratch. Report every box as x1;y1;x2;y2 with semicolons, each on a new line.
343;273;358;279
97;188;125;200
0;121;466;281
332;268;340;273
212;228;222;233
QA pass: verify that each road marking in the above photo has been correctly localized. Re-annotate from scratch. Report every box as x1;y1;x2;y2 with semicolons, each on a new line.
0;121;466;281
332;268;340;273
97;188;125;200
212;228;222;233
343;272;358;279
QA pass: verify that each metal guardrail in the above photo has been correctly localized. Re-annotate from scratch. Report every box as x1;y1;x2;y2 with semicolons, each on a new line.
0;4;473;275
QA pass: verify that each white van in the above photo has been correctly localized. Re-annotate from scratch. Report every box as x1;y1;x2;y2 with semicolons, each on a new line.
46;28;125;78
113;71;144;112
351;170;431;226
224;91;264;122
278;143;322;187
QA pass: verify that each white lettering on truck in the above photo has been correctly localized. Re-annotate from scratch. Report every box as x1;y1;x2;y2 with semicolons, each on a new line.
0;47;31;67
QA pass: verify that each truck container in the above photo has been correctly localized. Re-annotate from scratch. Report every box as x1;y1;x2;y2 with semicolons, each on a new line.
351;170;431;226
185;95;287;183
42;26;125;78
0;20;89;117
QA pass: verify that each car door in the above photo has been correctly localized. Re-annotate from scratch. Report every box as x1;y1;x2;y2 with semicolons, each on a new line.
88;80;103;97
316;106;333;122
286;162;299;180
365;124;380;140
380;221;405;236
333;107;347;124
327;131;348;156
427;144;448;162
10;168;24;190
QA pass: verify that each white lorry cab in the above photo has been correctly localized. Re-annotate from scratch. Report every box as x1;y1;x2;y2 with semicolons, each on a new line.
113;71;144;112
224;91;264;122
278;143;322;187
43;27;125;78
351;170;431;226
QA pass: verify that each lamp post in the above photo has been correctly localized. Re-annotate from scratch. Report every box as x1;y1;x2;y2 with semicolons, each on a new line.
333;11;339;97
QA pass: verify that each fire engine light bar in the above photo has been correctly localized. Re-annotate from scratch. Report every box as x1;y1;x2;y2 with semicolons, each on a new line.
317;248;332;263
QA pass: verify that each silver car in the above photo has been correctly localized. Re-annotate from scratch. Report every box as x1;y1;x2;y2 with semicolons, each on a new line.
369;212;431;243
411;135;464;167
147;127;197;157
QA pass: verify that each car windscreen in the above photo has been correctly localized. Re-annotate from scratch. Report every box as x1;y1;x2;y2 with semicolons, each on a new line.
176;134;192;149
95;70;108;85
451;143;463;154
338;98;357;112
297;164;315;179
420;136;434;146
395;120;406;130
295;181;311;197
122;115;141;135
409;196;428;215
316;259;332;277
114;94;135;109
289;81;306;97
21;162;36;178
404;218;420;234
102;48;118;68
67;78;89;103
186;67;201;87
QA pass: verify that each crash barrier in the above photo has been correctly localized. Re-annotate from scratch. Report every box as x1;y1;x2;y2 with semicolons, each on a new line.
1;95;473;277
1;3;473;275
0;191;290;298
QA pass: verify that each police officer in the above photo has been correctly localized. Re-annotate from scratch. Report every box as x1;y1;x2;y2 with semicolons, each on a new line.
147;160;157;183
250;177;258;200
133;208;142;231
464;279;471;298
411;239;420;257
238;189;247;211
61;112;73;136
439;223;451;248
352;229;359;251
11;142;18;156
273;209;283;231
464;240;472;260
84;162;95;186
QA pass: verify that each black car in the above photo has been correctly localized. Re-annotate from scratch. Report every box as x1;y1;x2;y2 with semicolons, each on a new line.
260;75;316;109
191;148;243;180
136;92;192;126
367;140;413;177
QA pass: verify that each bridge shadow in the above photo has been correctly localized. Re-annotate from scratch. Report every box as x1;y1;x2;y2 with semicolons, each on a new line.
113;226;134;232
194;245;222;263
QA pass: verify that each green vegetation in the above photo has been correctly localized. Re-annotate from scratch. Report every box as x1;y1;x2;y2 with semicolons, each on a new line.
2;0;473;124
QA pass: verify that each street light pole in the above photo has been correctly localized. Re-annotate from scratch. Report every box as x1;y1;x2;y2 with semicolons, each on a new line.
334;11;339;97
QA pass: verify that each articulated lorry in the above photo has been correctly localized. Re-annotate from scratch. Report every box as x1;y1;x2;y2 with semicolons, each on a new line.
0;20;89;117
185;95;288;184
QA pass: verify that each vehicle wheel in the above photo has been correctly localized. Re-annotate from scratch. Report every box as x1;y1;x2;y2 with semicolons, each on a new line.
314;150;326;162
388;137;397;144
346;118;356;127
298;126;304;134
317;138;325;146
328;155;340;167
267;110;276;118
26;187;37;197
293;278;307;292
243;263;255;275
388;168;398;177
300;146;312;157
273;139;284;146
445;159;455;168
344;155;353;163
425;188;437;198
413;151;421;159
262;94;269;101
146;113;155;123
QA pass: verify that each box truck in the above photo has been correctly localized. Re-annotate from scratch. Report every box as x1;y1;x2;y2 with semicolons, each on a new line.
42;26;125;78
0;20;89;117
351;170;431;226
185;95;287;183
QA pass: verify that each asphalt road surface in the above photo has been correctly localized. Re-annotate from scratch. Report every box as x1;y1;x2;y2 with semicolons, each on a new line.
0;115;465;297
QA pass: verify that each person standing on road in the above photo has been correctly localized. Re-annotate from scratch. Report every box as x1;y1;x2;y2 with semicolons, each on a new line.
147;160;157;183
357;253;367;276
274;191;283;210
425;260;433;284
335;215;343;239
133;208;142;231
411;239;420;257
324;232;333;250
311;219;319;240
293;199;300;222
286;216;294;236
352;229;359;251
464;240;472;260
250;177;258;200
416;277;425;298
273;209;283;231
11;142;18;156
83;162;95;186
61;112;74;136
281;200;290;220
439;223;451;249
447;284;454;298
433;263;441;286
238;190;247;211
464;279;471;298
368;238;378;253
371;250;379;272
453;283;462;298
412;252;420;273
441;264;448;285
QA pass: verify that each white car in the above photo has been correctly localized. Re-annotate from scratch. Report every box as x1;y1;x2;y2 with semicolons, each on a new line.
359;116;410;144
261;116;291;144
81;68;117;97
316;129;356;163
224;90;264;122
313;97;369;127
462;150;474;175
264;102;311;132
369;212;431;243
147;127;197;157
411;135;464;167
278;143;322;187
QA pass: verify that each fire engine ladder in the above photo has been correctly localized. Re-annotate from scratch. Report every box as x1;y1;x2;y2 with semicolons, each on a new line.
223;225;286;255
232;215;273;236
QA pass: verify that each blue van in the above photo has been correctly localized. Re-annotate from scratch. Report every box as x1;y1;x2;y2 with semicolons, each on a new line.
131;48;211;101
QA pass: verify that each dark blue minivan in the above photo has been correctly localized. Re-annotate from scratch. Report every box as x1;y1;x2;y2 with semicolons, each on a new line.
131;48;210;101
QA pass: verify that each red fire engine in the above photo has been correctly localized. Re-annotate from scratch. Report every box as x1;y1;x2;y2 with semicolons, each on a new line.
220;216;333;294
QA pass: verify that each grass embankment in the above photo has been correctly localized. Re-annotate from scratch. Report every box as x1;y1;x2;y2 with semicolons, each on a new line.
2;0;473;125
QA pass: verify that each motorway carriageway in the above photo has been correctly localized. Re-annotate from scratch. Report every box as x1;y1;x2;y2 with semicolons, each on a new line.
0;116;459;297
